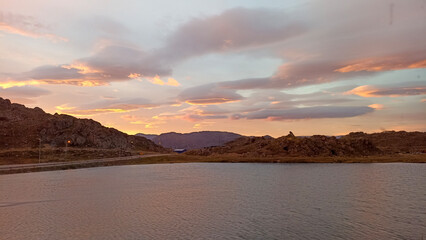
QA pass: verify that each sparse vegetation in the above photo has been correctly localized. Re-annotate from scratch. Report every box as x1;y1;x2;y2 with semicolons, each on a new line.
2;153;425;175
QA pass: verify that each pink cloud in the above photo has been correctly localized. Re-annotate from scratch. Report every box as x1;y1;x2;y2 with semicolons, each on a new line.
244;106;374;120
214;0;426;90
55;98;165;116
178;84;244;105
156;7;306;62
0;12;67;42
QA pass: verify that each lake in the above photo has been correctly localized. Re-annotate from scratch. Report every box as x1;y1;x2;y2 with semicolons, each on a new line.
0;163;425;239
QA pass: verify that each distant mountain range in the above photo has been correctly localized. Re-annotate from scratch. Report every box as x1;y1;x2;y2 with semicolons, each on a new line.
1;97;424;157
0;97;164;152
136;131;242;150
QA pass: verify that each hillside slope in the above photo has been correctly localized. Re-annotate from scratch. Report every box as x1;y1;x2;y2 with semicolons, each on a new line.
0;97;164;152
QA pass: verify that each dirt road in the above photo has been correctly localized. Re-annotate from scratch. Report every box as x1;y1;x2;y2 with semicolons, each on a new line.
0;153;171;174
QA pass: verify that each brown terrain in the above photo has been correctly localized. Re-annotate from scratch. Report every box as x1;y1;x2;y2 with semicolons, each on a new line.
186;131;426;157
344;131;426;154
0;97;166;164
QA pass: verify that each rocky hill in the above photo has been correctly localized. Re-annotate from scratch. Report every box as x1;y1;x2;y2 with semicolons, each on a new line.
136;131;242;150
187;131;426;157
0;97;164;151
344;131;426;153
186;132;382;157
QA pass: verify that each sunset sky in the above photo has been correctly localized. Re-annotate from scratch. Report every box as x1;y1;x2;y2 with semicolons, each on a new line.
1;0;425;137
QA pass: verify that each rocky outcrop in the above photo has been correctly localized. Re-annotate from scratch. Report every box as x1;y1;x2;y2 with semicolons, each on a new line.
136;131;242;150
344;131;426;153
188;130;426;157
0;97;165;151
187;132;381;157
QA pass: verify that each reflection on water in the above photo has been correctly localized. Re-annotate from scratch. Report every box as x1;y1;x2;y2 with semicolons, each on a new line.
0;163;425;239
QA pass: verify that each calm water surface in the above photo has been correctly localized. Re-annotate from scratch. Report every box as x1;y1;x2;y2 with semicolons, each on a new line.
0;163;425;239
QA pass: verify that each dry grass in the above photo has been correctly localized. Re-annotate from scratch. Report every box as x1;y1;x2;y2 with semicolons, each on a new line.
1;151;425;175
126;154;426;164
0;148;158;165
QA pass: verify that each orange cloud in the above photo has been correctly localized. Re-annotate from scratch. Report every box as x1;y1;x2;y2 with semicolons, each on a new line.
0;80;41;89
153;113;203;122
335;58;426;73
55;104;144;117
18;64;109;87
166;78;180;86
153;114;183;121
178;84;244;105
171;103;183;107
55;107;130;117
121;115;138;121
185;98;241;105
128;73;141;79
121;115;165;129
0;22;68;42
55;99;161;117
145;75;180;86
43;79;107;87
62;63;100;74
132;121;164;129
368;104;384;110
192;122;215;129
154;106;228;123
55;105;75;111
408;60;426;69
148;75;164;85
345;85;377;97
143;123;156;129
190;99;239;105
3;45;172;87
346;85;426;97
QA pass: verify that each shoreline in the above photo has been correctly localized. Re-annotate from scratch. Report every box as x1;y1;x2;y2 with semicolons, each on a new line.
1;154;425;175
